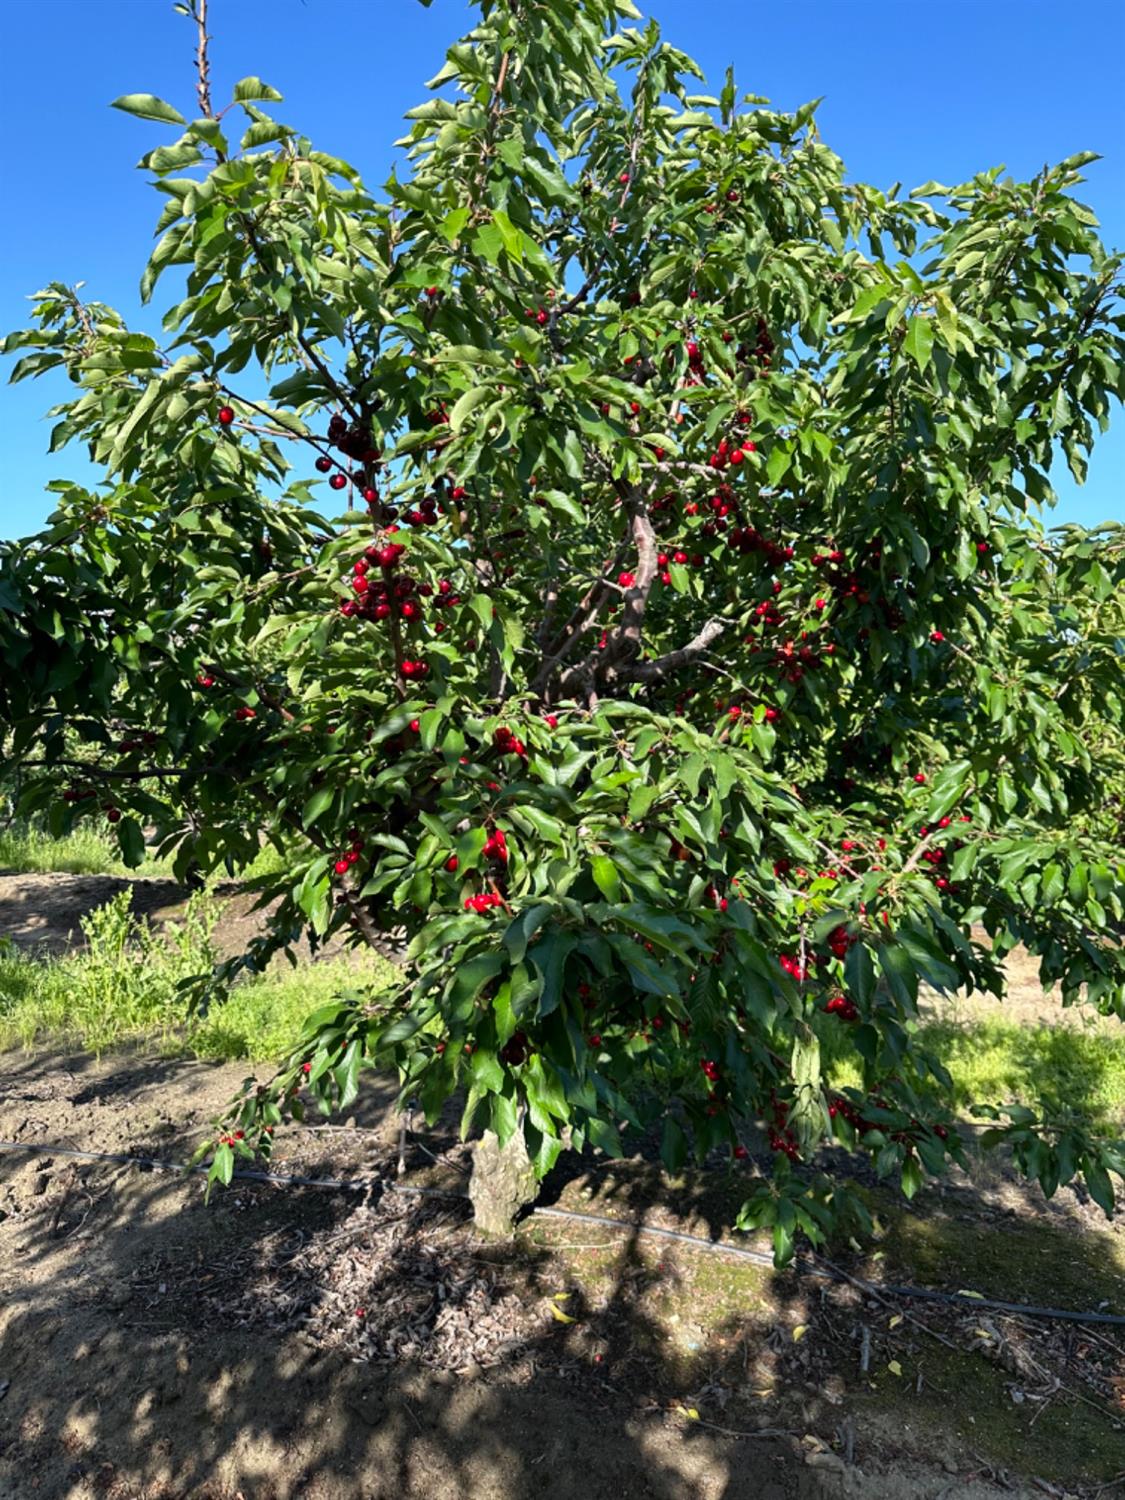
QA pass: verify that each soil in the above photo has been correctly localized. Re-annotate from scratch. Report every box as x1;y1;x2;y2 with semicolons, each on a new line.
1;873;1123;1499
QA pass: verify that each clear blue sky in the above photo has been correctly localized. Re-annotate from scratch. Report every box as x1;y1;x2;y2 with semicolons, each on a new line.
2;0;1122;539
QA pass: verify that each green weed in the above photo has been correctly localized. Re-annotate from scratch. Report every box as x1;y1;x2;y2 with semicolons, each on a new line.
0;889;394;1061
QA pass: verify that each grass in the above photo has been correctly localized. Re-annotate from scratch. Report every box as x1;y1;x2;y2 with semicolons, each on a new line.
0;888;394;1060
185;953;394;1061
0;818;294;881
827;1013;1125;1128
0;822;160;877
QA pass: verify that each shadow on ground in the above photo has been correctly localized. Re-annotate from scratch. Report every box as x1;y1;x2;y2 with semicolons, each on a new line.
2;1049;1123;1500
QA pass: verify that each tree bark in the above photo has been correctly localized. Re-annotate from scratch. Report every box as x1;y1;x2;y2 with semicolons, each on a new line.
468;1129;538;1239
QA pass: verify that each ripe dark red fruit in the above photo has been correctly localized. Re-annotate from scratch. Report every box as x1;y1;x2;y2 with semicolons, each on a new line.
106;808;121;823
217;405;235;426
334;859;349;875
329;473;348;491
444;855;459;873
315;456;332;474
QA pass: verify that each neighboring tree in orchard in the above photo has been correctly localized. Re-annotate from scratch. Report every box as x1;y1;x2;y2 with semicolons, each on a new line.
2;0;1123;1252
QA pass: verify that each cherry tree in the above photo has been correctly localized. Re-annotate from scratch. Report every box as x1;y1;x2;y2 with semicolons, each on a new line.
2;0;1123;1252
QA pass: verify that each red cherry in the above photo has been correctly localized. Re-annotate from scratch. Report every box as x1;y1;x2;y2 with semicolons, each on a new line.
445;855;459;873
106;808;121;824
913;772;927;784
315;456;332;474
329;473;348;491
334;859;349;875
217;405;235;426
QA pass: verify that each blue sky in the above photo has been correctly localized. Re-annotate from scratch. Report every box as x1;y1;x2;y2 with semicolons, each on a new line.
2;0;1122;538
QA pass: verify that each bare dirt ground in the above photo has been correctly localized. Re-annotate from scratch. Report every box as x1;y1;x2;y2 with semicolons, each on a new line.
1;873;1123;1499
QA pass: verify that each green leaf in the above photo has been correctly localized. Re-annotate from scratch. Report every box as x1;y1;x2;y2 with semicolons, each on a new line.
660;1115;688;1173
879;943;918;1009
1083;1160;1115;1217
440;205;470;244
590;855;622;903
111;94;186;126
302;785;335;828
904;315;935;374
233;77;284;104
586;1116;623;1159
527;930;576;1017
211;1141;234;1187
117;817;145;869
449;385;494;433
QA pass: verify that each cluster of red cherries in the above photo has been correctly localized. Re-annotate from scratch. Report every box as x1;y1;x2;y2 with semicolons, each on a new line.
463;890;504;913
333;832;364;877
824;994;859;1022
493;725;528;758
461;826;509;913
767;1094;801;1160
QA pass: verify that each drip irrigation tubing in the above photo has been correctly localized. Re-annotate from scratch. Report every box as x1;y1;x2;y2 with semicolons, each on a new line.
2;1138;1123;1329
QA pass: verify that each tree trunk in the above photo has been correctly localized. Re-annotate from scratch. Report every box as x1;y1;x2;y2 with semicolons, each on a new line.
468;1128;538;1239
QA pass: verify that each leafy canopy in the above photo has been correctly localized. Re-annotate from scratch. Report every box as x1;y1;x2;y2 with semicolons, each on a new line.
2;0;1124;1254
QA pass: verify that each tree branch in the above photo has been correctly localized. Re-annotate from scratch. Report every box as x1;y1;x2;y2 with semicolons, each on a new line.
191;0;213;119
619;617;728;684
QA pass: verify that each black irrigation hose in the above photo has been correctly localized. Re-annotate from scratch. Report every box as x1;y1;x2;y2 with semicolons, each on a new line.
3;1139;1124;1329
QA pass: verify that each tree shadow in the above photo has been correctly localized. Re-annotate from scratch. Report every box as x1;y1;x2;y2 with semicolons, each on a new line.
0;1066;815;1500
2;1048;1123;1499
